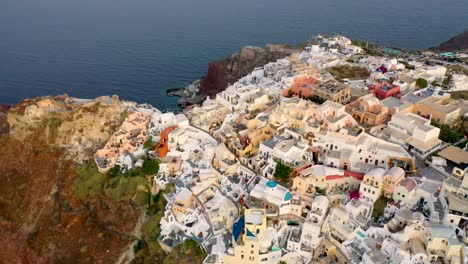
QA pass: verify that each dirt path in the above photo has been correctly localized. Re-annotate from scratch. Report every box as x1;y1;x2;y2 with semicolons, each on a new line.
115;210;146;264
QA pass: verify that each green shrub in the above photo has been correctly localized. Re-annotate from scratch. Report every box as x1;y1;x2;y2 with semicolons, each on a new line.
142;158;159;175
143;137;155;149
133;239;143;254
416;78;428;89
372;197;388;218
274;161;293;182
431;119;464;143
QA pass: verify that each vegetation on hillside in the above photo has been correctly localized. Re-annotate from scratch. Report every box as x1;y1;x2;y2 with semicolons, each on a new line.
75;161;107;198
450;91;468;100
162;239;207;264
326;65;370;80
75;157;159;205
131;183;207;264
104;175;149;203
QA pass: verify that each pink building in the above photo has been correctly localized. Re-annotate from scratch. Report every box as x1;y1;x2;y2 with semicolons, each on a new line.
370;82;401;100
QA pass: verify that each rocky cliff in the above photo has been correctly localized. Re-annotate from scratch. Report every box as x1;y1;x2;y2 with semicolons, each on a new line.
0;95;142;264
198;44;304;99
429;30;468;52
0;104;10;134
7;95;128;162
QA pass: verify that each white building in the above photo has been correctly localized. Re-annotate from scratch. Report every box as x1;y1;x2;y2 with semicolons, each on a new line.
385;112;442;156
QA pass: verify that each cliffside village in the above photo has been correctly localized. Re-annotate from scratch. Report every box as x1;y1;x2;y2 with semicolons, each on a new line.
93;35;468;264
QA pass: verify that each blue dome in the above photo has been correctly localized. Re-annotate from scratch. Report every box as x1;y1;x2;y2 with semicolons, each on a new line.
266;180;277;188
284;192;292;201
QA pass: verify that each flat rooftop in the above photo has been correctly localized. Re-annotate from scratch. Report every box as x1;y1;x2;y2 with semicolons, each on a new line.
439;146;468;165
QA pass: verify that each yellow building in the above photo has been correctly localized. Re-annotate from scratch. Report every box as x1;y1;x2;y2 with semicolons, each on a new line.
413;96;462;125
172;188;195;217
224;209;281;264
314;80;352;104
345;94;390;126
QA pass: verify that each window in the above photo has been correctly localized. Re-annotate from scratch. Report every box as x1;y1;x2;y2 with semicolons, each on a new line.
251;245;254;248
241;255;244;259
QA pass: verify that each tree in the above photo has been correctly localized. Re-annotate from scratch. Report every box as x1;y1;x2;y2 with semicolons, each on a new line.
416;78;428;89
274;161;293;182
109;165;122;177
431;119;464;144
143;137;155;149
142;158;159;175
133;239;143;254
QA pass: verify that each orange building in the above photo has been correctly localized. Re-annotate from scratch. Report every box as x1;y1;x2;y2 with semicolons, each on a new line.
156;125;178;158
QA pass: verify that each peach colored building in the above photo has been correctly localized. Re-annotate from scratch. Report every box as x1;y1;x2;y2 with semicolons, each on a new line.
345;94;390;126
282;76;320;98
94;111;151;173
172;188;195;217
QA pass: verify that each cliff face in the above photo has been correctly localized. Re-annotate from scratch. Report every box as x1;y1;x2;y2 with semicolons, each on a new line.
199;44;303;98
0;104;10;134
7;95;127;162
430;30;468;52
0;96;141;264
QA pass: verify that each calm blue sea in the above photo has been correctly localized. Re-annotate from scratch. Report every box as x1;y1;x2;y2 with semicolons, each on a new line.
0;0;466;110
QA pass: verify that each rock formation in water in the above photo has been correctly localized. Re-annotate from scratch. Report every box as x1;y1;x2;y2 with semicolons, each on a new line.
198;44;304;101
429;30;468;52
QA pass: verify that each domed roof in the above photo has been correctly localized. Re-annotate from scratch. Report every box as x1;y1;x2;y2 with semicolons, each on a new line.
399;178;417;191
284;192;292;201
266;180;277;188
386;166;405;178
364;168;386;179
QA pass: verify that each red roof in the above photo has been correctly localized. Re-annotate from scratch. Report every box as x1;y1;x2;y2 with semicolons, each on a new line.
325;171;364;181
399;178;417;191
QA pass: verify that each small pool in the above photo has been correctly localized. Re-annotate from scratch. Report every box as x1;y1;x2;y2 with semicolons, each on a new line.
357;231;366;238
